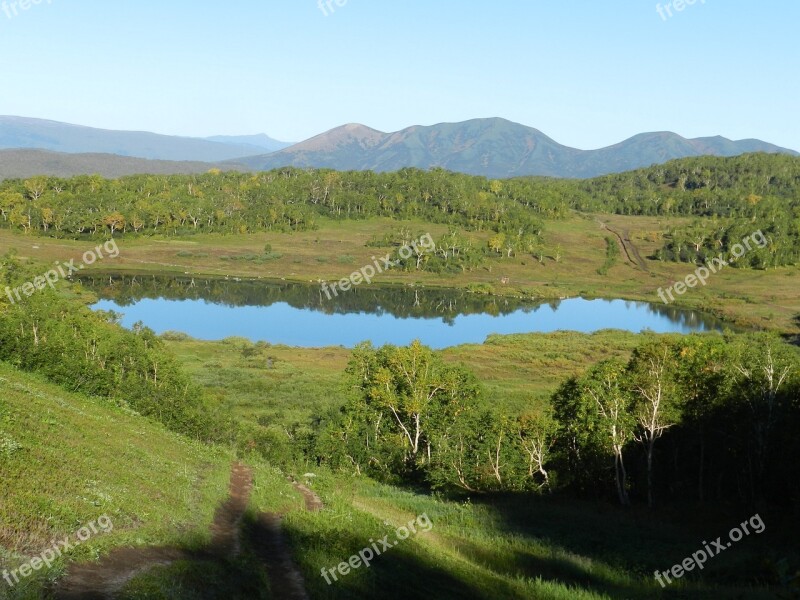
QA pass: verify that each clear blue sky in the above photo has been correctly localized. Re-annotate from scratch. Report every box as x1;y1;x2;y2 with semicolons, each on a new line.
0;0;797;150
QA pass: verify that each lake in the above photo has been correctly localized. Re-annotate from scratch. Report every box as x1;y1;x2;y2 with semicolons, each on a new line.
82;275;728;349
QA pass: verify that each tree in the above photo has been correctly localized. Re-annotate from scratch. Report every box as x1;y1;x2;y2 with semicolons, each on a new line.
583;360;635;506
488;233;506;254
336;341;483;480
628;339;681;507
551;360;634;504
23;176;48;202
103;212;126;236
516;412;556;491
729;333;796;502
672;335;730;503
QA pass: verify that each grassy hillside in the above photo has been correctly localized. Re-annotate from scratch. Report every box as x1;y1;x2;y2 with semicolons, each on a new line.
0;361;298;599
2;356;795;599
281;472;787;599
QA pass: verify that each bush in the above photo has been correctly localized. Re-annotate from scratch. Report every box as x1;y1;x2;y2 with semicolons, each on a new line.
160;331;191;341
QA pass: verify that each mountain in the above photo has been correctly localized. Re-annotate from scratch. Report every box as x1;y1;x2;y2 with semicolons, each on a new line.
2;116;796;179
0;116;275;162
205;134;293;153
234;118;799;179
0;149;247;180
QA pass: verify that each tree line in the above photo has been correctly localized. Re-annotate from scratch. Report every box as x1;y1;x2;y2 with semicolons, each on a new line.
315;334;800;509
1;153;799;267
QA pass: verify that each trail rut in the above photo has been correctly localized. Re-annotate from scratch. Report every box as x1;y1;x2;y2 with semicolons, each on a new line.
596;219;649;272
53;462;320;599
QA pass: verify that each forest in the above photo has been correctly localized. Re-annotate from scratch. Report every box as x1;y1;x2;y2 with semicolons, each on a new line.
313;334;800;509
1;153;799;267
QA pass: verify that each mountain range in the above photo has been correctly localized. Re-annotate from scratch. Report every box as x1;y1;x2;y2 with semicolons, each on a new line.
0;116;796;180
0;149;244;180
233;118;798;179
0;116;291;163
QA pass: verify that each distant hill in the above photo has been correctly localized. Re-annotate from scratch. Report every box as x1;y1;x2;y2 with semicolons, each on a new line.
2;116;796;180
0;149;246;180
205;134;292;153
0;116;276;162
234;118;799;179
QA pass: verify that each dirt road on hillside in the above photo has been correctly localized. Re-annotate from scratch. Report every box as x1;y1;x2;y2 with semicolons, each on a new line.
53;463;321;600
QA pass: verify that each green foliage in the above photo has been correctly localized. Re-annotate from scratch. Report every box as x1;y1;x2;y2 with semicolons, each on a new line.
551;333;800;506
0;168;548;240
596;235;620;275
570;153;800;217
655;219;799;268
317;341;554;493
552;359;634;502
315;333;799;507
5;154;799;267
0;255;231;442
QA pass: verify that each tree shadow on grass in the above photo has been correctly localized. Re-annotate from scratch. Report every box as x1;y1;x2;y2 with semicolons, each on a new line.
472;493;786;600
280;521;523;600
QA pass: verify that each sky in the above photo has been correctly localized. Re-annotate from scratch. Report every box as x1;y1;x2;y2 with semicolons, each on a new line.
0;0;797;150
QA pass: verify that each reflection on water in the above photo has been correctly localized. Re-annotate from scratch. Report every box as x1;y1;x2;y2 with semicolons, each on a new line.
81;275;730;349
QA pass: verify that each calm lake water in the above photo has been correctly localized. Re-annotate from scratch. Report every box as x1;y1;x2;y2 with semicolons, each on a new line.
84;275;727;349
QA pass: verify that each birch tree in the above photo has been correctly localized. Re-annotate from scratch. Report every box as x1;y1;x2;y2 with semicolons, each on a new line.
629;340;681;508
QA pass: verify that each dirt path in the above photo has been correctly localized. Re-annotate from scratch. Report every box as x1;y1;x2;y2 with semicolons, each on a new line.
209;462;252;557
289;477;324;512
53;463;322;599
243;476;324;600
596;219;649;272
247;513;311;600
54;462;253;599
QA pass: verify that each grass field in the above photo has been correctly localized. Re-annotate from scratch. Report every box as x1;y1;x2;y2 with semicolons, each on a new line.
1;214;797;334
4;353;792;599
164;330;645;431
